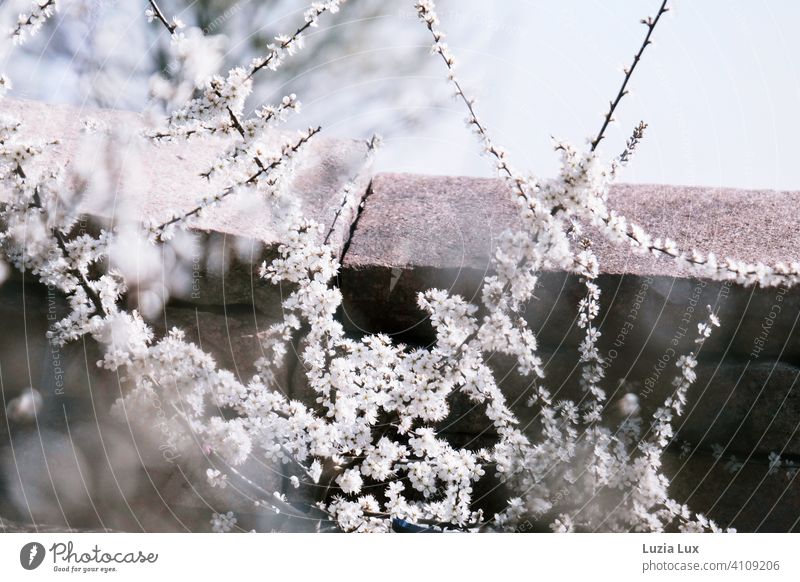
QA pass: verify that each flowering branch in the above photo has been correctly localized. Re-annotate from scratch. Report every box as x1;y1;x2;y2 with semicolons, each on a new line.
408;0;797;290
415;1;545;222
417;0;748;534
18;167;106;315
145;0;181;35
143;0;342;246
615;121;648;170
249;1;344;78
590;0;669;151
10;0;58;45
150;126;321;240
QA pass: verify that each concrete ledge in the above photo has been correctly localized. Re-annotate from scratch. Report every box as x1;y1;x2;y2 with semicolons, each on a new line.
343;173;800;276
341;174;800;361
0;98;371;253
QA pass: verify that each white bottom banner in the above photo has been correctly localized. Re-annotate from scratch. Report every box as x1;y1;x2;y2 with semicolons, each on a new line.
0;533;797;581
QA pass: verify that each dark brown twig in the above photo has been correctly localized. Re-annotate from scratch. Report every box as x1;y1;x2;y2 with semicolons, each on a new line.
590;0;669;151
147;0;177;35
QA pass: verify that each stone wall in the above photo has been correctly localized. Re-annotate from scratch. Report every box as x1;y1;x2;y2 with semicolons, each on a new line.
1;100;799;532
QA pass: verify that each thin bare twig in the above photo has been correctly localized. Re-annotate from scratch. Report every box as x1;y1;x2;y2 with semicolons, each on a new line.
249;22;314;79
147;0;177;35
590;0;669;151
416;10;539;219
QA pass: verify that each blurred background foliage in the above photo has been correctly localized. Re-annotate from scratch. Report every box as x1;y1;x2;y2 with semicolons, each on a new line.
0;0;443;141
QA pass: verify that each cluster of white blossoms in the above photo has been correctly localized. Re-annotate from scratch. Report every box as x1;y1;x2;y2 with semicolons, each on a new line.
9;0;57;45
210;511;238;533
148;22;227;115
250;1;343;74
158;0;344;140
250;215;514;530
707;444;798;480
143;2;345;242
2;0;798;534
0;119;115;344
414;0;743;533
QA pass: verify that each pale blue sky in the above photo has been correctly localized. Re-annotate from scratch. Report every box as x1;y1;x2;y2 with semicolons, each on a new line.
4;0;799;191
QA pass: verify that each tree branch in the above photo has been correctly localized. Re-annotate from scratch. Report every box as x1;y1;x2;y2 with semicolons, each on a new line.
13;165;106;316
590;0;669;151
147;0;177;35
153;127;321;237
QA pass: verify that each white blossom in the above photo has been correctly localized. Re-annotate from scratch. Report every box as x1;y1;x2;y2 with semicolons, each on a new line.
210;511;237;533
10;0;58;45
